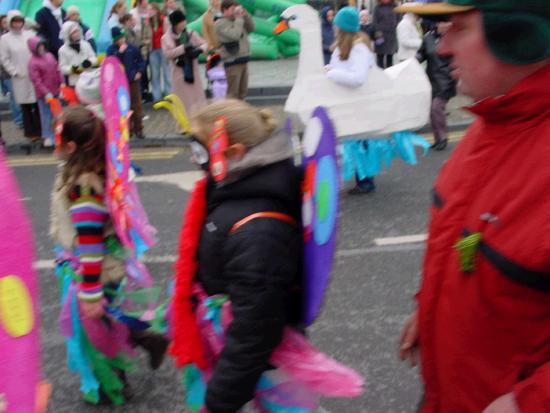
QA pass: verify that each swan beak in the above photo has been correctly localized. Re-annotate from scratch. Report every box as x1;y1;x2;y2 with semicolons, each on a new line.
273;19;289;34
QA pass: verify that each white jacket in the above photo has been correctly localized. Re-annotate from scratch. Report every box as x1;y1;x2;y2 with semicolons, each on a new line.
396;13;422;62
58;22;97;86
0;12;36;104
326;42;375;88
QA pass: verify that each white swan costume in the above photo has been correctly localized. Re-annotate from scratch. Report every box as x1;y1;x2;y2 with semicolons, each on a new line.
278;4;431;138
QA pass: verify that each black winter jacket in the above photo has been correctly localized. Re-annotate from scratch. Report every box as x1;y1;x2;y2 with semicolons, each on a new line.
416;30;457;100
198;159;303;413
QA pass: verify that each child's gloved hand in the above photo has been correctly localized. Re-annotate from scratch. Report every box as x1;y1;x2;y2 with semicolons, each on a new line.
81;59;92;69
71;64;82;74
45;92;54;101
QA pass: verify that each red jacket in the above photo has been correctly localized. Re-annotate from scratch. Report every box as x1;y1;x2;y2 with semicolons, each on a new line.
418;64;550;413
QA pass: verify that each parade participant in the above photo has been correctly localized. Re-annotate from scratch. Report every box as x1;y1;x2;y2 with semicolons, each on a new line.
107;27;146;139
0;11;41;145
35;0;66;59
325;6;377;194
108;0;128;30
28;36;63;148
171;99;363;413
50;105;168;405
215;0;255;100
149;3;172;102
162;10;207;116
372;0;398;68
395;1;550;412
396;12;421;62
58;21;97;87
66;5;97;52
416;20;456;151
321;6;335;65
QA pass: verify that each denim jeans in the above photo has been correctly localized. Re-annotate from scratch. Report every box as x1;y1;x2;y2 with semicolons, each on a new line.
37;98;53;140
1;78;23;126
149;48;172;102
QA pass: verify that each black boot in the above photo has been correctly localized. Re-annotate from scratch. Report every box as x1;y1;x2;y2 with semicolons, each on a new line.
129;330;170;370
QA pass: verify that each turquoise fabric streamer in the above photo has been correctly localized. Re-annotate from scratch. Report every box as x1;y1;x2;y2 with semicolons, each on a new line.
341;131;430;181
183;364;207;412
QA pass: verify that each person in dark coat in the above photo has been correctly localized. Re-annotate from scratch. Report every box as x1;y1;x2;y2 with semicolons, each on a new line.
106;27;146;139
416;21;456;150
35;0;67;59
321;6;335;65
372;0;398;68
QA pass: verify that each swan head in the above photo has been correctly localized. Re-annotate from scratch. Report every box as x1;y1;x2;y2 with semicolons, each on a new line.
274;4;320;34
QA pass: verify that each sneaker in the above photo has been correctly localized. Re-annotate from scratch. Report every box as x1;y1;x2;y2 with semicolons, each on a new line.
42;138;54;148
348;185;376;195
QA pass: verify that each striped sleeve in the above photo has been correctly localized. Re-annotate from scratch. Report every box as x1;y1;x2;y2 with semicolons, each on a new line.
69;185;109;302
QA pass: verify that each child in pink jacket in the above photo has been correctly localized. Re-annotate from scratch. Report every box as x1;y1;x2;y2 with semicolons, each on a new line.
28;36;63;147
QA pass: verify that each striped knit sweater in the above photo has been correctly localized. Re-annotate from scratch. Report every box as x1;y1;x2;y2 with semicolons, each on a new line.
69;185;109;302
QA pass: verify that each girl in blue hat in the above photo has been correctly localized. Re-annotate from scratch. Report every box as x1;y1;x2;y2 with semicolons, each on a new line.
325;6;377;194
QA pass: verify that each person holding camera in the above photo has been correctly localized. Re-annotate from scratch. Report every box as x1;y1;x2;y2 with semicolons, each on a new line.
162;10;207;116
215;0;255;100
58;21;97;87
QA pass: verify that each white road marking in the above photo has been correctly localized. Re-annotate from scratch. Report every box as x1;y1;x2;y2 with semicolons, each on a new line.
374;234;427;246
34;254;180;270
136;171;204;192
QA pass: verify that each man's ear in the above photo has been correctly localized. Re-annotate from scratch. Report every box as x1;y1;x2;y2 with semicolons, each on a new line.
223;143;246;161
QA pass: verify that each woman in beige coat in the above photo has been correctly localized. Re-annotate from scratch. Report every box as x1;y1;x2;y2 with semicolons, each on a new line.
162;10;207;117
0;11;41;141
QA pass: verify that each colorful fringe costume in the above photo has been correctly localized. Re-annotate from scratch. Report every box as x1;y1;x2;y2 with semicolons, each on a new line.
341;132;431;181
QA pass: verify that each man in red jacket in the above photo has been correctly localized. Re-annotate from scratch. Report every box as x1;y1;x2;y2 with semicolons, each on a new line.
394;1;550;412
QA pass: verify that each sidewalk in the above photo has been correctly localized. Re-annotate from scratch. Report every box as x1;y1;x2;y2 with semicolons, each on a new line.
0;58;474;153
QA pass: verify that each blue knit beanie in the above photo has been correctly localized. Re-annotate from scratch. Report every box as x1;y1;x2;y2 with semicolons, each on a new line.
334;7;360;33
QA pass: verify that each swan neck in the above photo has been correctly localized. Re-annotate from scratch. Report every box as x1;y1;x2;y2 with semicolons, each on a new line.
296;26;324;79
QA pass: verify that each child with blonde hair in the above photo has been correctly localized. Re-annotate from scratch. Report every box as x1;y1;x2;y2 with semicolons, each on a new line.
172;99;304;413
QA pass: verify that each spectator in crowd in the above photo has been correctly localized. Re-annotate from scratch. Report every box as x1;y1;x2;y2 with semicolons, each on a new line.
164;0;186;31
120;14;139;46
27;36;63;147
131;0;153;101
0;11;41;144
58;21;97;87
373;0;398;68
107;27;146;139
215;0;255;100
202;0;222;52
321;6;335;65
35;0;66;59
108;0;128;30
66;5;97;52
149;3;171;102
162;10;207;116
0;14;23;129
359;9;375;39
396;12;421;62
416;21;456;150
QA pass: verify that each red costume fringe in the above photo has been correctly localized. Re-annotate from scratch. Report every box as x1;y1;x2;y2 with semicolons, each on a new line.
169;177;208;369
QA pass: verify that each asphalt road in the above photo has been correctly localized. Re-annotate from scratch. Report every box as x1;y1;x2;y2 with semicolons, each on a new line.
10;135;461;413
